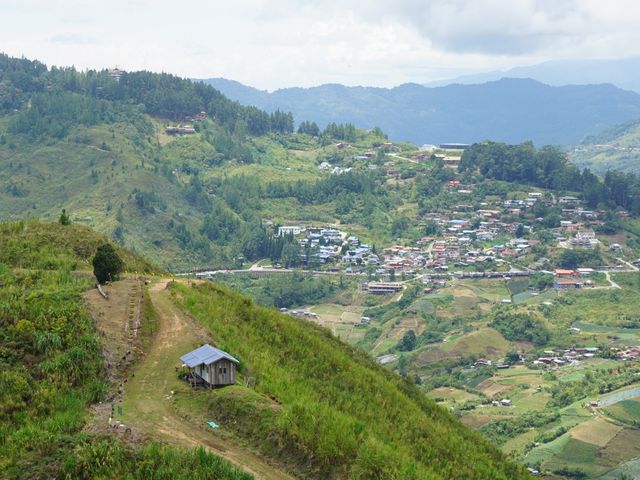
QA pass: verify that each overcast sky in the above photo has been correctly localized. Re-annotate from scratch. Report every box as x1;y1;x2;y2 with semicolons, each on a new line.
2;0;640;90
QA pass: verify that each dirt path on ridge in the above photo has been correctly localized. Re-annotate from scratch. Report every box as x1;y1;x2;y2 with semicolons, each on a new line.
121;278;296;480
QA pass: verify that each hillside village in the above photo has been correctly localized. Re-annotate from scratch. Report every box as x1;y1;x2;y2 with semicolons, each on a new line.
256;169;635;294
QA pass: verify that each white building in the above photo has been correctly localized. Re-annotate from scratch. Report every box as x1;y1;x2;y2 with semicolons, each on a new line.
278;226;302;236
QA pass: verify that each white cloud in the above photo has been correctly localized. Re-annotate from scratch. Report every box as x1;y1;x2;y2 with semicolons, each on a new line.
1;0;639;89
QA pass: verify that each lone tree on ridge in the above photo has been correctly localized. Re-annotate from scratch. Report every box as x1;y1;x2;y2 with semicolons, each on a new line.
92;243;124;284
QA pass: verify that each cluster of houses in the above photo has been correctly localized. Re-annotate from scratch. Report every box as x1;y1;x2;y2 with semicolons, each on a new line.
532;347;599;368
275;225;383;267
553;268;597;289
286;309;319;320
614;346;640;360
165;124;196;135
379;245;425;271
184;111;207;123
318;161;352;175
529;345;640;368
164;112;207;136
267;183;630;292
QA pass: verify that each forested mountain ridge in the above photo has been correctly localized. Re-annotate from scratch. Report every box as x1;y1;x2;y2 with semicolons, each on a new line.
424;56;640;94
0;53;294;135
203;77;640;145
460;141;640;215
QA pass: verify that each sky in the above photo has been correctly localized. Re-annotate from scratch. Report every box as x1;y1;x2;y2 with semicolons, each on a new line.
2;0;640;90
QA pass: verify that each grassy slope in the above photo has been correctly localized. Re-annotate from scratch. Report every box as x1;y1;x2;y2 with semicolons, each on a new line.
570;117;640;174
174;281;529;479
0;220;528;479
0;221;251;479
0;219;159;274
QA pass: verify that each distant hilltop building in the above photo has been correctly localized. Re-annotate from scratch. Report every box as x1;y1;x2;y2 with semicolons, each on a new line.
184;111;207;122
108;67;126;81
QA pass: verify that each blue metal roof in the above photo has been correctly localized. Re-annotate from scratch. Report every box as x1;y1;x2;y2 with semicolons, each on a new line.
180;344;240;368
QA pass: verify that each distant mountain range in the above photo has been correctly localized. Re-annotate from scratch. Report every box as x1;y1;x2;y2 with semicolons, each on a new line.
203;77;640;146
425;57;640;94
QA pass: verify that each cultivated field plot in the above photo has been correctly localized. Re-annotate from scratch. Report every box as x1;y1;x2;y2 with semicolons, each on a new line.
599;457;640;480
525;420;640;478
307;303;367;343
603;397;640;425
428;387;480;405
460;414;510;429
417;327;511;363
509;388;551;412
431;280;508;319
475;378;514;398
547;287;640;329
569;417;622;447
462;279;511;302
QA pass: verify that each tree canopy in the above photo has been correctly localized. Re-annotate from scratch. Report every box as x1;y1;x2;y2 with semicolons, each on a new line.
460;141;640;214
92;243;124;283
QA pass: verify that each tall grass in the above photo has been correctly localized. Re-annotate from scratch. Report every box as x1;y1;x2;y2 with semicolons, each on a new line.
0;263;104;477
0;219;160;274
0;222;249;480
63;439;253;480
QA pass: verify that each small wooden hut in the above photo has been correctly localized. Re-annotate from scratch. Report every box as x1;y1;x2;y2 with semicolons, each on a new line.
180;344;239;388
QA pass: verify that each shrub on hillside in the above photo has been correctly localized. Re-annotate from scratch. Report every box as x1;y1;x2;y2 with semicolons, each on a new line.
92;243;124;283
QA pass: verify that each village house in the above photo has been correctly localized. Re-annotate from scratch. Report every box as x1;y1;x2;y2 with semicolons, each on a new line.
559;196;581;205
278;225;302;236
165;125;196;135
367;282;403;294
290;310;319;320
571;230;598;248
617;346;640;360
554;280;583;289
180;344;239;388
108;67;126;81
554;269;577;277
184;111;207;122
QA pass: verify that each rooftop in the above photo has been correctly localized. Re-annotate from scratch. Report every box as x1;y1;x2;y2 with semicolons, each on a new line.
180;344;239;368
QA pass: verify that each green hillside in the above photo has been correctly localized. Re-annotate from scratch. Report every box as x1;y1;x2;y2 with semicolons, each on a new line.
172;282;529;479
0;220;529;479
0;219;159;273
0;221;251;479
570;117;640;174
